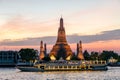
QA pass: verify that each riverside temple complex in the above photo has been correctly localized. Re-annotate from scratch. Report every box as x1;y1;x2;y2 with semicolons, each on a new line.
17;17;108;72
39;17;84;61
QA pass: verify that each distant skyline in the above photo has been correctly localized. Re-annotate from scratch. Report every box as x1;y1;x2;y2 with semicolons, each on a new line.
0;0;120;53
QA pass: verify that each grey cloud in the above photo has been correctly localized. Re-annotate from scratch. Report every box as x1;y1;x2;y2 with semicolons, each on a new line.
1;29;120;46
67;29;120;43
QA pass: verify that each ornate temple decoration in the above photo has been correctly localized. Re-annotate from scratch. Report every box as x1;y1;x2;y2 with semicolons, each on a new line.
49;17;73;60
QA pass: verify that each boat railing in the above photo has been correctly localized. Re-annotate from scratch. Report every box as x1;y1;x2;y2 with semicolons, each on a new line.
35;60;106;66
84;60;106;65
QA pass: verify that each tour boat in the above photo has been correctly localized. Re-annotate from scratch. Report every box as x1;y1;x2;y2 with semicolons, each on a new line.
17;60;108;72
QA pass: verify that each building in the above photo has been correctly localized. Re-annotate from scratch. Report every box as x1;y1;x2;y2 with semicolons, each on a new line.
0;51;18;66
108;57;117;63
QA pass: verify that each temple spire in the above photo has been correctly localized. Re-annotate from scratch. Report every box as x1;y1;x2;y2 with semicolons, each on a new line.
77;40;84;60
39;41;45;60
56;17;67;44
49;17;73;60
44;43;47;56
60;17;63;28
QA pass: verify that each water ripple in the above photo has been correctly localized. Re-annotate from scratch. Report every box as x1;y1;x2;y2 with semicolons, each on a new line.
0;67;120;80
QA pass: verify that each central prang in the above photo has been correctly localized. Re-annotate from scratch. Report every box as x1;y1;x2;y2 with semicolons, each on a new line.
39;17;84;61
49;17;73;60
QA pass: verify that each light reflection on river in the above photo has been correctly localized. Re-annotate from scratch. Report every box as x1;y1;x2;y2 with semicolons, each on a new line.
0;67;120;80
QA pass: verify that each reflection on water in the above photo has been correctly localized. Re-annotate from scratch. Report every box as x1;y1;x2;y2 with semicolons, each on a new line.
0;67;120;80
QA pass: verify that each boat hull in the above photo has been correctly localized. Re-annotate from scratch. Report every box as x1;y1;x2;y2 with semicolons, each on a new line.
17;65;108;72
17;67;42;72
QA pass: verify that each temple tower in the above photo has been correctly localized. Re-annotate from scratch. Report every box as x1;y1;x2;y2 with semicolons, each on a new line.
39;41;45;60
49;17;73;60
77;41;84;60
77;43;79;55
44;43;47;56
56;17;67;44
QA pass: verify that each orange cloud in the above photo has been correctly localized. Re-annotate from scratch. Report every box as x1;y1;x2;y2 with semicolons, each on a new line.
83;40;120;53
0;15;58;41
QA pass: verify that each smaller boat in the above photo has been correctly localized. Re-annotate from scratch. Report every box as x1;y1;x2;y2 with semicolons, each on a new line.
17;61;33;67
17;66;42;72
107;62;120;67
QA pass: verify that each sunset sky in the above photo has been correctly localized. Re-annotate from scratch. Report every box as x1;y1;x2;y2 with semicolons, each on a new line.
0;0;120;54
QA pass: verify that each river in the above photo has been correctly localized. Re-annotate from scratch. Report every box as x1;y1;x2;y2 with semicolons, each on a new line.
0;67;120;80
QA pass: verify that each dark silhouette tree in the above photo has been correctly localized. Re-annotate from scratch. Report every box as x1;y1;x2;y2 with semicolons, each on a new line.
90;51;99;60
43;54;50;61
118;56;120;62
83;50;90;60
99;51;118;61
19;48;38;62
71;53;78;60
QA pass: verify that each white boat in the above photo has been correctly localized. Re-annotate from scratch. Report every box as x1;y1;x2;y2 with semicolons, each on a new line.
17;60;108;72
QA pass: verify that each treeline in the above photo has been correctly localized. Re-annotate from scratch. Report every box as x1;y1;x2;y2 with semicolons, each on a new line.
0;48;39;63
71;50;120;62
82;50;120;61
0;48;120;62
18;48;39;62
